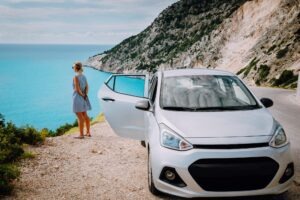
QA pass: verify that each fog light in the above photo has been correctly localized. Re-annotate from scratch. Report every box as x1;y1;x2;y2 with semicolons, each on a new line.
159;167;186;187
285;167;293;177
165;170;176;180
279;163;294;184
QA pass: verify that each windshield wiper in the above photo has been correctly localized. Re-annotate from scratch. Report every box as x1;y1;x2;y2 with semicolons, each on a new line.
194;105;261;111
162;106;196;111
223;105;261;110
163;105;261;111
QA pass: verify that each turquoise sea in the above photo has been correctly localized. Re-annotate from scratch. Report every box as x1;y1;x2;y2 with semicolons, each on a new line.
0;44;114;130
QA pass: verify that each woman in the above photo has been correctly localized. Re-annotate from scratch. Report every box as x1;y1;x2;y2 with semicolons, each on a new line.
72;61;92;139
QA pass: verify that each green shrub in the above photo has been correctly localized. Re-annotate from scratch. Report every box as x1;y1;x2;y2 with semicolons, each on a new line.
276;46;289;59
267;45;276;53
244;58;259;77
53;123;74;137
236;67;246;75
257;64;270;81
0;114;4;127
0;119;22;195
21;151;36;159
130;52;138;59
0;164;20;195
237;57;260;77
17;126;43;145
272;70;298;87
0;123;24;164
291;83;298;89
40;128;49;140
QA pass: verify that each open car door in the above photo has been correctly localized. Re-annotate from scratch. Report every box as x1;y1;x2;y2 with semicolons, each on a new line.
98;74;148;140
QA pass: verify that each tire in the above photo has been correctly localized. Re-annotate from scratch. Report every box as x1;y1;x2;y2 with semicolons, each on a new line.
273;191;288;200
148;148;161;196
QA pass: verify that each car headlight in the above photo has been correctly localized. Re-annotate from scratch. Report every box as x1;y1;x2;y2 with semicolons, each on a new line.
159;124;193;151
269;126;289;148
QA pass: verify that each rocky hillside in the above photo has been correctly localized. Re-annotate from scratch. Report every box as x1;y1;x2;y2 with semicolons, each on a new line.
87;0;300;88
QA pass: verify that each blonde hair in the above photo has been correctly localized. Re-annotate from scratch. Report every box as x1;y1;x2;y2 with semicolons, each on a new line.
73;61;83;72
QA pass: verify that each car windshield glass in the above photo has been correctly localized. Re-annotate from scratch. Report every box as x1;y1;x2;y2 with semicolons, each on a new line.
161;75;260;111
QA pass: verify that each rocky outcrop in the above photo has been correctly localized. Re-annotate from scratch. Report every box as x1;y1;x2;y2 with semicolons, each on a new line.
87;0;300;88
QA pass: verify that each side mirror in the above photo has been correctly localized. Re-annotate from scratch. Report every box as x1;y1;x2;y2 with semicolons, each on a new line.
260;98;273;108
135;100;150;111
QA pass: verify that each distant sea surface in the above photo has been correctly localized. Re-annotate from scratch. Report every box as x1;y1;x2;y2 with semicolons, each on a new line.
0;44;113;130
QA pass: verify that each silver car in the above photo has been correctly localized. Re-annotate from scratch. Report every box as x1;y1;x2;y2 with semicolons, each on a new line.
98;69;294;198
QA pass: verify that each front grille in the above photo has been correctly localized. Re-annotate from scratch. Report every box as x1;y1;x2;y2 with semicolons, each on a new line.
193;143;269;149
188;157;279;192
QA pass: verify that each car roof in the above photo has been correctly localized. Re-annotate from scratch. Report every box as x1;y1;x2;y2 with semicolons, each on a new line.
160;68;235;77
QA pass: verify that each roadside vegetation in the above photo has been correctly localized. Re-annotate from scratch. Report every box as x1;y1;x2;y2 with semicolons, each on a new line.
0;113;43;195
271;70;298;89
0;113;103;195
255;64;270;86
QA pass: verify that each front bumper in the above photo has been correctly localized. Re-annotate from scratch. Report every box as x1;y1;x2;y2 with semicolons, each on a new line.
150;144;294;198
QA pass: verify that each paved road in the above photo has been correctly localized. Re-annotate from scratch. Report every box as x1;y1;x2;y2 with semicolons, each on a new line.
251;87;300;182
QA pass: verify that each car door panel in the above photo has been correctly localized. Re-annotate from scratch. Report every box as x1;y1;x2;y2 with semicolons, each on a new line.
99;75;148;140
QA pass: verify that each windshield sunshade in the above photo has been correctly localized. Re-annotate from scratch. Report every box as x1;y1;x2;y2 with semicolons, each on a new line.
161;75;260;111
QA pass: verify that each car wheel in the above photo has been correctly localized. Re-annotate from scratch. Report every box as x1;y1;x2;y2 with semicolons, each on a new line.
148;148;161;196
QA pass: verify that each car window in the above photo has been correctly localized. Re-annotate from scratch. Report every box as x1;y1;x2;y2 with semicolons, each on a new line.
112;75;145;98
161;75;259;111
106;76;115;90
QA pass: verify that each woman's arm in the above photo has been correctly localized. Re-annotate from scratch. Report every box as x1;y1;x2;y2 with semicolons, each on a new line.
73;77;85;96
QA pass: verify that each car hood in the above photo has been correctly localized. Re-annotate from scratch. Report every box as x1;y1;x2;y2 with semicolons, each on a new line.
158;108;275;139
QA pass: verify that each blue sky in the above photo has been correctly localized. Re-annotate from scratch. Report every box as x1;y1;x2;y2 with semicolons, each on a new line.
0;0;177;44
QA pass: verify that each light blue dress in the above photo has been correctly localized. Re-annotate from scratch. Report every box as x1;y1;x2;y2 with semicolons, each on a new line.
72;74;92;113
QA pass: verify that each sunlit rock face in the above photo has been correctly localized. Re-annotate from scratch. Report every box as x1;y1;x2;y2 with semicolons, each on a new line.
87;0;300;88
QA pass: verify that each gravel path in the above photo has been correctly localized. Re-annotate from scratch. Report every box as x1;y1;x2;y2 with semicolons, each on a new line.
4;122;155;200
3;121;300;200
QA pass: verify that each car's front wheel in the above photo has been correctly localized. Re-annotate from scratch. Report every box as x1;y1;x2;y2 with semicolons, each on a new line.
148;148;161;196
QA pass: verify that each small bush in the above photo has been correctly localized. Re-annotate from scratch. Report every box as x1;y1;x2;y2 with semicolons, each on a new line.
237;57;260;77
272;70;298;87
237;67;246;75
17;126;43;145
0;164;20;195
244;58;259;77
255;80;261;86
53;123;74;137
0;123;24;163
267;45;276;53
130;52;138;59
21;151;36;159
40;128;50;140
276;46;289;59
291;83;298;89
0;114;4;127
257;64;270;81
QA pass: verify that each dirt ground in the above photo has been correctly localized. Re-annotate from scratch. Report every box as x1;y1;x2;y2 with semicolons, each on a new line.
2;121;300;200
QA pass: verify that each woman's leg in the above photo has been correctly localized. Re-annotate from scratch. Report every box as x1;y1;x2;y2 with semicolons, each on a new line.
82;112;90;136
75;112;84;137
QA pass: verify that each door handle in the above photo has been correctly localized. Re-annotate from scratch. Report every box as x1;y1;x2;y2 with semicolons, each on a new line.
102;97;115;102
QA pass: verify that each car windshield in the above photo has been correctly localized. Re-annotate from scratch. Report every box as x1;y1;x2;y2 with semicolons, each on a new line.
160;75;260;111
